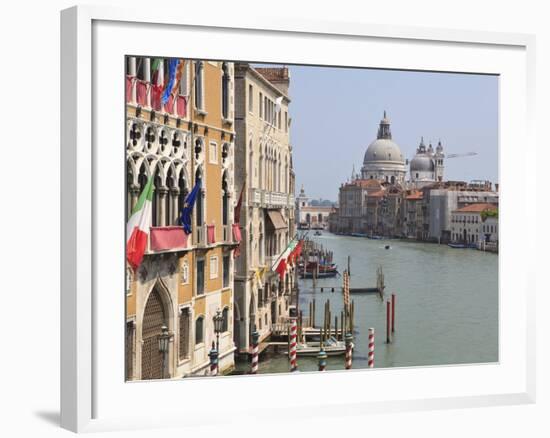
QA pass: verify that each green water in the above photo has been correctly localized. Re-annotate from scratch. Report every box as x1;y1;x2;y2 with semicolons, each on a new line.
236;232;498;373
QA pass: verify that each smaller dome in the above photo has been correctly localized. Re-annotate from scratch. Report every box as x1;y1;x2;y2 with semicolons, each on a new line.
410;154;435;172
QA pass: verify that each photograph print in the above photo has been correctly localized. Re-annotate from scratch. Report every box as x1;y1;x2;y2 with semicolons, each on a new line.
125;57;498;381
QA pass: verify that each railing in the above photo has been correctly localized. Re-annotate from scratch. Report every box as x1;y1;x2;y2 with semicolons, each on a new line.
194;224;207;247
126;75;188;118
249;188;262;205
222;224;232;243
246;188;294;208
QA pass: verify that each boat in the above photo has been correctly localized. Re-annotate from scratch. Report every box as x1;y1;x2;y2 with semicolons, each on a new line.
314;230;322;236
368;235;383;240
285;337;347;357
299;261;338;273
384;245;391;250
300;271;339;279
448;242;467;249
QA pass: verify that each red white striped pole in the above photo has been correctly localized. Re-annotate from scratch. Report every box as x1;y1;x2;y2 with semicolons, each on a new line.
250;329;259;374
345;332;353;369
289;317;298;372
391;293;396;333
317;347;327;372
367;328;375;368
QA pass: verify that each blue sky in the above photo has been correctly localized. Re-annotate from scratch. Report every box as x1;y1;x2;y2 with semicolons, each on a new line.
265;65;498;201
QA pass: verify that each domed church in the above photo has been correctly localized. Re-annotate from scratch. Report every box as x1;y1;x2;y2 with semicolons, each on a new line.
361;111;407;184
409;137;445;186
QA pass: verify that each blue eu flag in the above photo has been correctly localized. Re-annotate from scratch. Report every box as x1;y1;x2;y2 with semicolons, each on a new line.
180;178;201;234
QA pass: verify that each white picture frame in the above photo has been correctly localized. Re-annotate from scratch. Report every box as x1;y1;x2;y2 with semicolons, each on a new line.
60;5;536;433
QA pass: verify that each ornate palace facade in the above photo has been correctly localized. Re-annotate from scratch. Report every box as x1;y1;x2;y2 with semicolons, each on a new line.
125;57;238;379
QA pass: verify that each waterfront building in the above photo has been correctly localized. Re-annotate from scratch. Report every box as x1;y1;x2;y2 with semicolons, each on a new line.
295;186;335;229
233;63;295;354
336;179;382;234
125;57;237;379
428;183;499;243
450;203;498;246
409;138;445;187
403;189;424;239
361;111;407;184
480;215;499;251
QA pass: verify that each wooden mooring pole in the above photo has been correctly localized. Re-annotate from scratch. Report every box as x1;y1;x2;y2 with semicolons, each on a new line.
391;293;396;333
386;300;391;344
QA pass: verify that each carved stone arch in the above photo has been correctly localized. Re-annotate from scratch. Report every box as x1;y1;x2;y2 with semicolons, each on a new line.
127;119;144;151
158;126;172;157
165;161;178;190
143;123;160;155
174;161;188;184
139;276;175;380
194;136;205;161
148;158;167;187
126;156;139;187
158;157;173;188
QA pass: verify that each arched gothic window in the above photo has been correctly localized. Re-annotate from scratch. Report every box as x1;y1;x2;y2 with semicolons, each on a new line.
194;61;204;110
177;171;189;226
221;62;230;119
195;168;204;228
222;171;229;226
151;164;163;227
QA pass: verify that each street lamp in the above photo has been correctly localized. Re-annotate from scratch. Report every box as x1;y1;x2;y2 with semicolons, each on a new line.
213;309;224;351
158;324;170;379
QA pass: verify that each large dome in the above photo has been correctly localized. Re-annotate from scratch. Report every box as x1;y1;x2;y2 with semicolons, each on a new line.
360;111;407;184
363;138;405;164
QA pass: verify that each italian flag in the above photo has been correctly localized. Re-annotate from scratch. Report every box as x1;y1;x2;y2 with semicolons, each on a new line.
126;177;154;270
272;238;298;280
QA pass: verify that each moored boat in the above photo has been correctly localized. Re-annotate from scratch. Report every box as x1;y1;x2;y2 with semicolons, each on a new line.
448;242;467;248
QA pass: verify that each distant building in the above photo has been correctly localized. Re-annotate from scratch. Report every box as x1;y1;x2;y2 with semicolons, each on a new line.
403;189;424;239
409;137;445;187
295;186;335;229
480;215;499;252
428;184;499;243
450;203;498;246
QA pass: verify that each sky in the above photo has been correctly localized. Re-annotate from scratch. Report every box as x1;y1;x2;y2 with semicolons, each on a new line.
259;64;498;202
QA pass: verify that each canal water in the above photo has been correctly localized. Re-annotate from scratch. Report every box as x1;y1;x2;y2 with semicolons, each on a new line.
237;232;498;374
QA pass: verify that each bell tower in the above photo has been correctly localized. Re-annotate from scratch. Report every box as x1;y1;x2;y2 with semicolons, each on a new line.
434;140;445;182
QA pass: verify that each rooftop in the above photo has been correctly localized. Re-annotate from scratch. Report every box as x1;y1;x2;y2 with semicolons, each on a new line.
255;67;289;83
406;190;423;200
342;179;382;189
453;203;498;213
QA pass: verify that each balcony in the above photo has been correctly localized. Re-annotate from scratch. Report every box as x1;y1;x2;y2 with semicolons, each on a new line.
194;224;207;247
126;75;188;119
247;188;294;209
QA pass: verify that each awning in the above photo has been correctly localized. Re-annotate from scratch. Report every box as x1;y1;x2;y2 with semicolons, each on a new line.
266;210;287;230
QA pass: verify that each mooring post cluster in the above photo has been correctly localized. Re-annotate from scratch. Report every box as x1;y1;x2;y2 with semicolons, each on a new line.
281;238;395;374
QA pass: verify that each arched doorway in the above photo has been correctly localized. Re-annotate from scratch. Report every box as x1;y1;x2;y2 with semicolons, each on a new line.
141;288;168;380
